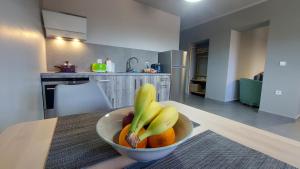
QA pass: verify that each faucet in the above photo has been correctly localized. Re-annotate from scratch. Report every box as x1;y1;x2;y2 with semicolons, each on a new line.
126;57;139;72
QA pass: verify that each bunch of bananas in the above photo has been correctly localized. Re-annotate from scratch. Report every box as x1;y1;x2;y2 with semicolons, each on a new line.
126;83;179;148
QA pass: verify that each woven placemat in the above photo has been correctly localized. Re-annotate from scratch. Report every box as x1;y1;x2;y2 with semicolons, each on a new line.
46;112;294;169
45;112;119;169
45;111;201;169
126;131;296;169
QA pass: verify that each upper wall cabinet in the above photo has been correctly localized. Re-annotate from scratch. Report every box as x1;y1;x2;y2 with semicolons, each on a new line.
42;10;87;40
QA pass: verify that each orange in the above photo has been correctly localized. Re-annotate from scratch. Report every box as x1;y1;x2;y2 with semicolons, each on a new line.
148;128;176;148
118;124;147;148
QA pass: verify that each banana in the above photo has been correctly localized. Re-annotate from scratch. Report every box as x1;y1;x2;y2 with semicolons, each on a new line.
138;106;179;142
135;101;162;134
126;83;156;147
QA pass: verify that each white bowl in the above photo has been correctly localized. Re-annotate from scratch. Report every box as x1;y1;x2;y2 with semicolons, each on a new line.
96;107;193;162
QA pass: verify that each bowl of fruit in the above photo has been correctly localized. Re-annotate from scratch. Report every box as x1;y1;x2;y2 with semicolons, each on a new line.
96;84;193;162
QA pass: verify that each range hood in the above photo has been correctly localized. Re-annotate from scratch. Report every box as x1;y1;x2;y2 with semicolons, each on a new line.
42;10;87;41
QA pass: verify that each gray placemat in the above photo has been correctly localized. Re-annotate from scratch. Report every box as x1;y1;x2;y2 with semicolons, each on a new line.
45;112;119;169
192;121;200;128
125;131;296;169
45;112;201;169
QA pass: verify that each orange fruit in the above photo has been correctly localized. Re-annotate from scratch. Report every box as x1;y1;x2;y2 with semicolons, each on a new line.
118;124;147;148
148;128;176;148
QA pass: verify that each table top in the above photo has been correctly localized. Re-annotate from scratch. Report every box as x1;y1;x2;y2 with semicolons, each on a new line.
1;101;300;169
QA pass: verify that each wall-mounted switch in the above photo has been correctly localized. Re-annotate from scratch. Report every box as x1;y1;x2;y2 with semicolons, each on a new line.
279;61;287;67
275;90;283;96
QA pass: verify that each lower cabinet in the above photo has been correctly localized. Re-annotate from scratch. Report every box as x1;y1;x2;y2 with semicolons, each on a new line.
92;75;117;108
114;76;135;108
157;75;171;102
149;75;171;102
92;75;170;109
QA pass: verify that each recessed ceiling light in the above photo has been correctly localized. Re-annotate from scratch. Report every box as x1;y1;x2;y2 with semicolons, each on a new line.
55;36;63;40
184;0;202;3
73;38;80;42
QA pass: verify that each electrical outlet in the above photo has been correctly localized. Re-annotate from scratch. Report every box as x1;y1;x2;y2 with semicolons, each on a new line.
280;61;287;67
275;90;283;96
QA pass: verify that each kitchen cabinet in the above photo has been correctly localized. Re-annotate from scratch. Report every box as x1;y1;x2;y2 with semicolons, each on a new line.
157;75;171;102
41;73;171;117
92;76;117;108
133;76;151;89
92;75;170;109
150;75;170;102
114;76;135;108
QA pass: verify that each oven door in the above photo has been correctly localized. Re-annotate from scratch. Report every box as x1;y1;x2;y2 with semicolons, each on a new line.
42;81;66;112
41;78;90;118
44;84;56;110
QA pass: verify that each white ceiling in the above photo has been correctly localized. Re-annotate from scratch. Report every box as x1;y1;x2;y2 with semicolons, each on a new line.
136;0;267;30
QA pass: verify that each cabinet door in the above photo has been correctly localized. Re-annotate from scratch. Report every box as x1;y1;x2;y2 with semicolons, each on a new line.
134;76;150;90
157;76;171;102
114;75;148;109
92;76;116;108
145;75;170;102
115;76;136;108
121;76;152;107
148;76;160;101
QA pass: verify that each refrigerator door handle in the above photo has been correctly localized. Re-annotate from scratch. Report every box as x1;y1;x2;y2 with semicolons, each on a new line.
172;66;186;69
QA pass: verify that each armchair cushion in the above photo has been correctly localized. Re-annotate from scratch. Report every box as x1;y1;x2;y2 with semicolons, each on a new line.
239;78;262;107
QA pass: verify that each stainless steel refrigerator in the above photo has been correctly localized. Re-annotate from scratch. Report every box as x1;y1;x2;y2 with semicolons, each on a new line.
158;50;188;102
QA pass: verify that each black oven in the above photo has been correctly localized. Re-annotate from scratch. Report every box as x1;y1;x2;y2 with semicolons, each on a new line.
41;77;89;118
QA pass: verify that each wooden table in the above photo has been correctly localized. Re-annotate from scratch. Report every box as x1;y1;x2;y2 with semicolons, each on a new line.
1;101;300;169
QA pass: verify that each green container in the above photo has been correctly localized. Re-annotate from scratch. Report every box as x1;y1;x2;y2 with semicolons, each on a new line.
92;63;107;73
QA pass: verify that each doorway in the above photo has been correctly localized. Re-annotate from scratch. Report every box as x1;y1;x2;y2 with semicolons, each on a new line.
189;40;209;97
227;24;269;107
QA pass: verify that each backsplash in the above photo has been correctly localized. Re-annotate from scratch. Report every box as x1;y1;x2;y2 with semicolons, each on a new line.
46;39;158;72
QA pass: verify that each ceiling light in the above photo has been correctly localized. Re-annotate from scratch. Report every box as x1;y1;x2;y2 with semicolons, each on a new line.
73;38;80;42
55;36;63;40
184;0;202;3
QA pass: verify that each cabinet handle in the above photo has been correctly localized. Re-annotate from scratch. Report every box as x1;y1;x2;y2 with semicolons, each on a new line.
134;79;137;90
160;78;169;81
161;85;169;88
158;93;160;101
112;98;114;108
98;80;110;82
46;88;55;90
140;79;143;85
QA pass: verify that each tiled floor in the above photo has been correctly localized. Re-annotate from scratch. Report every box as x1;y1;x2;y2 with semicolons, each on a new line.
180;94;300;142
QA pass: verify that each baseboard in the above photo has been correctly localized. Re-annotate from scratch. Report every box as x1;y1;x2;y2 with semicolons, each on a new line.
258;109;299;120
224;98;239;103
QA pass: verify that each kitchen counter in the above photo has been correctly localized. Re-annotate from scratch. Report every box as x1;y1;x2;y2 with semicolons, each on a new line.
41;72;171;78
41;72;171;115
1;101;300;169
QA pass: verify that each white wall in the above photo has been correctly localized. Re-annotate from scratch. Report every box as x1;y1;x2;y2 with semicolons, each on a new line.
225;30;241;102
181;2;269;102
181;0;300;119
237;26;269;79
42;0;180;52
0;0;46;131
225;27;268;102
259;0;300;119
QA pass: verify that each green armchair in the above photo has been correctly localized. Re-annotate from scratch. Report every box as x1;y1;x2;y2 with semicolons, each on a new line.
239;78;262;107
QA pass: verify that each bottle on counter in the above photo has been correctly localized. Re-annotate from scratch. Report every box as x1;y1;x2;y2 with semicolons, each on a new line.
91;59;107;73
106;58;112;73
106;57;115;73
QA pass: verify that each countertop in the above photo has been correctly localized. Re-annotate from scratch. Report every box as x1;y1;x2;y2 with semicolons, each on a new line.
41;72;171;78
1;101;300;169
